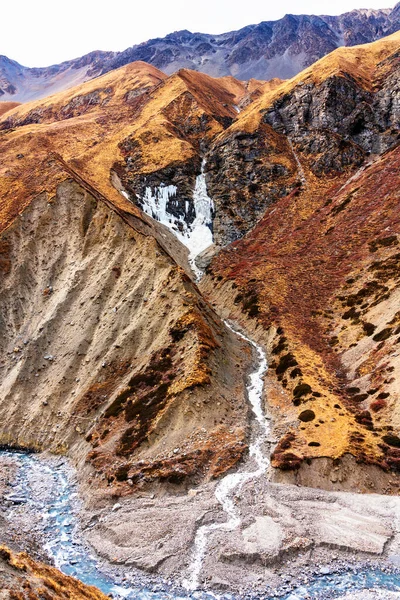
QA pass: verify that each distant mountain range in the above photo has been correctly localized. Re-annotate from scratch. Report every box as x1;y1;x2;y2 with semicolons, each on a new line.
1;3;399;102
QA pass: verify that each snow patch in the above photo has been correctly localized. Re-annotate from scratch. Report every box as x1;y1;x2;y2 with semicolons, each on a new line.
140;161;214;279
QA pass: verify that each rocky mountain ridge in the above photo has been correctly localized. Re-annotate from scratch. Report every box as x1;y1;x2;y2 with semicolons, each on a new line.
1;3;399;102
202;31;400;481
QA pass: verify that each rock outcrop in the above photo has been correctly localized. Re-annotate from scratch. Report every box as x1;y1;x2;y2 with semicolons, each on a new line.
204;31;400;244
203;32;400;485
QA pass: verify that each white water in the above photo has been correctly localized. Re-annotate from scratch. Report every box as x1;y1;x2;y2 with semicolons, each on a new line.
182;322;269;591
137;158;271;590
140;161;214;280
4;452;400;600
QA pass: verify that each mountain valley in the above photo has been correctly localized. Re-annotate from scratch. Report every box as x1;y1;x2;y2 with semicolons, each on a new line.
0;17;399;600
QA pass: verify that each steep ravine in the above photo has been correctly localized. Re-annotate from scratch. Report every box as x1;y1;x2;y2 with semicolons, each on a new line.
0;303;270;599
2;171;400;599
0;32;400;600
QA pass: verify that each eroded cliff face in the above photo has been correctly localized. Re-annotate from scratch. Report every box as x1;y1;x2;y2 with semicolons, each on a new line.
0;179;249;496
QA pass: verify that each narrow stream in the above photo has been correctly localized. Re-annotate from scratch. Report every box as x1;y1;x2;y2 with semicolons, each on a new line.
183;322;269;591
0;316;270;599
1;450;166;599
3;418;400;598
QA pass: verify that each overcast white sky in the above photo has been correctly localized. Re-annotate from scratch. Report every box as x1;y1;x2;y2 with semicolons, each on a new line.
2;0;397;67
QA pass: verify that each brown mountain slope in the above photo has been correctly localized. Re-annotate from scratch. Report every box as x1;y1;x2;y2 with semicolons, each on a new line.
0;62;259;240
0;65;257;496
0;31;399;501
202;32;400;490
0;546;108;599
204;145;400;485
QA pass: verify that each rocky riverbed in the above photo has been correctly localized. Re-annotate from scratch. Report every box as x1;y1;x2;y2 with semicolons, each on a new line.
3;449;400;600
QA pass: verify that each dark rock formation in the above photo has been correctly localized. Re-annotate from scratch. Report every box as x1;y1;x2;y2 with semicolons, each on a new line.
263;68;400;160
205;35;400;246
205;126;297;245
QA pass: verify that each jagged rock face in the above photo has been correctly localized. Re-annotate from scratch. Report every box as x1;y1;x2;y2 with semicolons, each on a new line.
324;5;400;45
1;4;400;102
263;70;400;160
203;31;400;247
205;126;298;245
96;5;400;81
